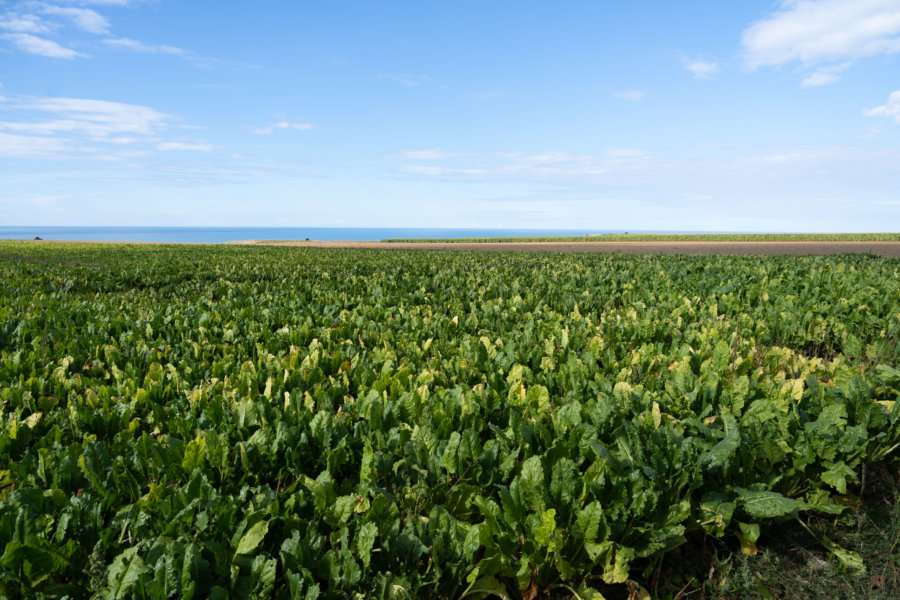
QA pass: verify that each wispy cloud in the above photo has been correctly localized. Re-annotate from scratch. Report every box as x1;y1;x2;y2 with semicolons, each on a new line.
0;94;213;159
0;131;71;158
1;32;84;58
685;59;718;79
383;73;435;87
249;121;313;135
399;148;454;160
400;164;487;177
9;97;170;137
63;0;130;5
614;89;645;102
102;37;186;56
1;1;218;66
389;144;900;231
861;126;881;140
41;6;109;34
864;90;900;124
399;149;649;181
157;141;213;151
801;62;852;87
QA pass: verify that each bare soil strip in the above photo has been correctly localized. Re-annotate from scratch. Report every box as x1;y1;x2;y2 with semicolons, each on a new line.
231;240;900;257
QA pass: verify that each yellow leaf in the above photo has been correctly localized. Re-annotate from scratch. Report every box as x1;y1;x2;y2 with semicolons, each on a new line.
737;532;758;556
23;411;42;429
876;400;894;414
626;580;651;600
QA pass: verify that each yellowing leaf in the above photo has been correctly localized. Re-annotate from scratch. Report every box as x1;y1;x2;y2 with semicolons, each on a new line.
626;580;651;600
822;536;867;574
23;411;42;429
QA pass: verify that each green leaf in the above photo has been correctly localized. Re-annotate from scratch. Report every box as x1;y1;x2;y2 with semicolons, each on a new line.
702;413;740;470
463;523;484;561
235;520;269;556
250;555;277;596
577;501;605;542
736;522;760;556
518;455;545;509
107;547;149;600
182;433;206;472
534;509;557;549
550;458;579;505
327;495;356;526
602;545;634;584
461;575;511;600
821;462;857;494
443;431;461;475
356;522;378;570
821;536;867;574
735;488;807;519
180;543;203;600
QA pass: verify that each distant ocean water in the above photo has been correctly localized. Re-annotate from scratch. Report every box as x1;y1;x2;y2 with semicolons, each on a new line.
0;226;658;244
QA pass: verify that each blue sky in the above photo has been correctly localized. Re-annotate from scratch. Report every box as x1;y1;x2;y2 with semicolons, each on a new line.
1;0;899;231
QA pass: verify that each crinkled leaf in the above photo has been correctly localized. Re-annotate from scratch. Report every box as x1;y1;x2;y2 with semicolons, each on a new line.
736;488;807;519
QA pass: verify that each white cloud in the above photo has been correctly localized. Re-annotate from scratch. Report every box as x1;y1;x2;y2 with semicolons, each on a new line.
63;0;130;5
400;165;487;177
0;131;72;158
801;61;852;86
8;97;170;137
1;2;226;67
0;94;211;159
864;89;900;123
0;14;50;33
386;144;900;231
41;6;109;34
861;126;882;139
156;141;213;151
400;148;453;160
742;0;900;68
102;37;185;55
685;60;718;79
614;89;645;102
399;149;649;181
1;32;84;58
249;121;313;134
383;73;435;87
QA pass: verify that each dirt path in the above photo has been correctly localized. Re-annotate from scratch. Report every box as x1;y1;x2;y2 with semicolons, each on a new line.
230;240;900;257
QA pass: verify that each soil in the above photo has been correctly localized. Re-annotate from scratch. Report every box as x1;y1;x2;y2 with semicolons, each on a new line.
229;240;900;257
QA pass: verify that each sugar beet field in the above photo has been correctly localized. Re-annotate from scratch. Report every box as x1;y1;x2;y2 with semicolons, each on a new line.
1;241;899;599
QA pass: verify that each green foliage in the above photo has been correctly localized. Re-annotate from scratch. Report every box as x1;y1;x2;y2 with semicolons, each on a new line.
380;232;900;243
0;242;898;598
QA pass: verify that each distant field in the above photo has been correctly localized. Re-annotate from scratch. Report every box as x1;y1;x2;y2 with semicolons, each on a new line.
381;232;900;243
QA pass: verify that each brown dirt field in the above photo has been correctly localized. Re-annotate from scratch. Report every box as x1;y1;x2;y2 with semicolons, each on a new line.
230;240;900;257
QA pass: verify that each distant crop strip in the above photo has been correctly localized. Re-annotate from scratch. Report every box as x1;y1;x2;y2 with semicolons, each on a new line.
380;232;900;243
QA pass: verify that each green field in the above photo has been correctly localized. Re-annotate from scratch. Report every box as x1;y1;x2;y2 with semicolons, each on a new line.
1;241;899;599
380;233;900;243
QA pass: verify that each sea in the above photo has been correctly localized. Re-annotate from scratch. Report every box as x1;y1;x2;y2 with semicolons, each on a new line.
0;226;656;244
